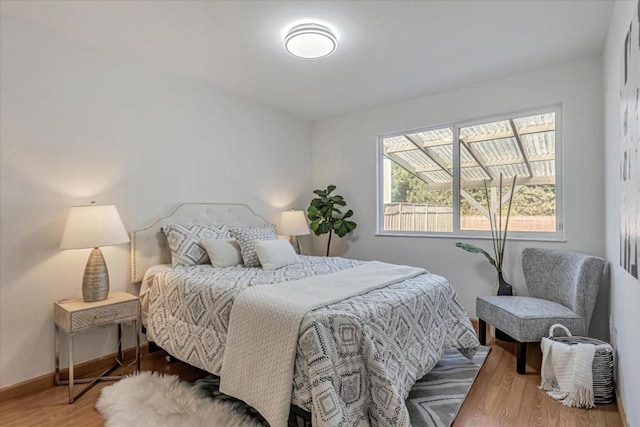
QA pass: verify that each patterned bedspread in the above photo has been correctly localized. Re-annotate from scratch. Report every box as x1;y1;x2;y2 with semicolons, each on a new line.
145;256;479;426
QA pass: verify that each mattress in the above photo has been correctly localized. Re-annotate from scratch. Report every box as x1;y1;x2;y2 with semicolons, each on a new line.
143;255;479;426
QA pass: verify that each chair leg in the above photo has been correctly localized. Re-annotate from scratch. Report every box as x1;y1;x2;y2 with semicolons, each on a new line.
478;319;487;345
517;342;527;374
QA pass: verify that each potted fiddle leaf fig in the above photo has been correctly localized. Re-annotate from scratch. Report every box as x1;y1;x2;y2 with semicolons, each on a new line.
307;185;357;256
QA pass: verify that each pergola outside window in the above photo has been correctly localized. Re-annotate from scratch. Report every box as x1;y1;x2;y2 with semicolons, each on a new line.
378;105;563;240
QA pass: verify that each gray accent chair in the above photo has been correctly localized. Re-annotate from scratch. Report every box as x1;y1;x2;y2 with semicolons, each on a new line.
476;248;605;374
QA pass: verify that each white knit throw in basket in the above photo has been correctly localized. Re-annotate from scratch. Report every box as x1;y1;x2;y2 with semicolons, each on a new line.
543;324;615;405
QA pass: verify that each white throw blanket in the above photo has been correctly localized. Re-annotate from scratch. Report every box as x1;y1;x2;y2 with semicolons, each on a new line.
220;261;426;427
540;338;596;408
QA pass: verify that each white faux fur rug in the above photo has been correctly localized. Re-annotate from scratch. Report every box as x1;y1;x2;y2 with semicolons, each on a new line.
96;371;262;427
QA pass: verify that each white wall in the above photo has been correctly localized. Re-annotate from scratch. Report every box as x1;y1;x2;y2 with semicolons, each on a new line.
604;2;640;425
312;56;607;338
0;15;311;388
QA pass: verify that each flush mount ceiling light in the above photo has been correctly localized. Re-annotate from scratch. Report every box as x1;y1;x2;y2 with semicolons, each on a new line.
284;23;337;59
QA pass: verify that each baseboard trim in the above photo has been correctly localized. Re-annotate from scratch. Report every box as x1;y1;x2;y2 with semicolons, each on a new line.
616;392;629;427
0;344;147;402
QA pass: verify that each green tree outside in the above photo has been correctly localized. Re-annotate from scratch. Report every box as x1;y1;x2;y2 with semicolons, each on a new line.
390;163;555;216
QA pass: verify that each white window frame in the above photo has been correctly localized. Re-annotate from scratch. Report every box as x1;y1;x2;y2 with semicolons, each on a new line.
376;104;565;241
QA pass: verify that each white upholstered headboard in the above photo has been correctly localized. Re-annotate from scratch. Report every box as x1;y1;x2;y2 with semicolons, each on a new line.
130;203;268;283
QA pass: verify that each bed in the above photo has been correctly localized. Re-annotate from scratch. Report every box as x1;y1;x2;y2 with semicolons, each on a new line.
132;203;479;427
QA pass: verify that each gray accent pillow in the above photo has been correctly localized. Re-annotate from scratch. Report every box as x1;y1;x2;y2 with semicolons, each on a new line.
230;225;278;267
162;224;230;267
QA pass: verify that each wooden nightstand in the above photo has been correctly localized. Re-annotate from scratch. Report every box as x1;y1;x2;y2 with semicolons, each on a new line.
54;291;140;403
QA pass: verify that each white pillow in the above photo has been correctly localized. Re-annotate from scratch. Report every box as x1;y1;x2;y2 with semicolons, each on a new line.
199;238;243;268
254;239;300;270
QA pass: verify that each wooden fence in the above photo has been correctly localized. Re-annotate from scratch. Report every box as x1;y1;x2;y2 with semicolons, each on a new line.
383;203;555;232
383;203;453;232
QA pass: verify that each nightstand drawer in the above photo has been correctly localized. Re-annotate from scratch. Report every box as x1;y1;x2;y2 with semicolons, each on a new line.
69;300;139;331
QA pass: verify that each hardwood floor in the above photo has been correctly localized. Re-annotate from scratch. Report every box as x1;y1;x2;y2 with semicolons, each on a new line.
0;337;623;426
454;337;622;426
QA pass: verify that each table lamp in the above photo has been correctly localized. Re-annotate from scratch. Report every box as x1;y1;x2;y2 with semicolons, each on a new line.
279;210;310;254
60;202;129;302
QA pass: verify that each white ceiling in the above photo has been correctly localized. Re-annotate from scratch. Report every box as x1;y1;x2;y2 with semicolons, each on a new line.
1;1;614;122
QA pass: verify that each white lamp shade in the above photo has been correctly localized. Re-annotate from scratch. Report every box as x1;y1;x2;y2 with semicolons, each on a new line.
279;210;310;236
60;204;129;249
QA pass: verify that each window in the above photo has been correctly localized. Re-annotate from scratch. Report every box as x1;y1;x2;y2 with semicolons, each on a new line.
377;106;563;240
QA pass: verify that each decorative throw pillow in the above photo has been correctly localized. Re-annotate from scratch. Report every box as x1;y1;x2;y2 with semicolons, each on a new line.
199;238;243;268
162;224;230;267
230;225;278;267
254;239;300;270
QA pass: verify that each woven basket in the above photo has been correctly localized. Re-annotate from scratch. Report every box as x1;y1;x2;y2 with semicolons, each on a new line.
547;324;615;404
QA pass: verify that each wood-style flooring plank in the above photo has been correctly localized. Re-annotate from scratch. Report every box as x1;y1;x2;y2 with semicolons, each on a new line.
0;336;624;427
454;335;621;427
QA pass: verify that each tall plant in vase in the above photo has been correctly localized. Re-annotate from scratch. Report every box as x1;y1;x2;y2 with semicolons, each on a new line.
456;174;517;296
